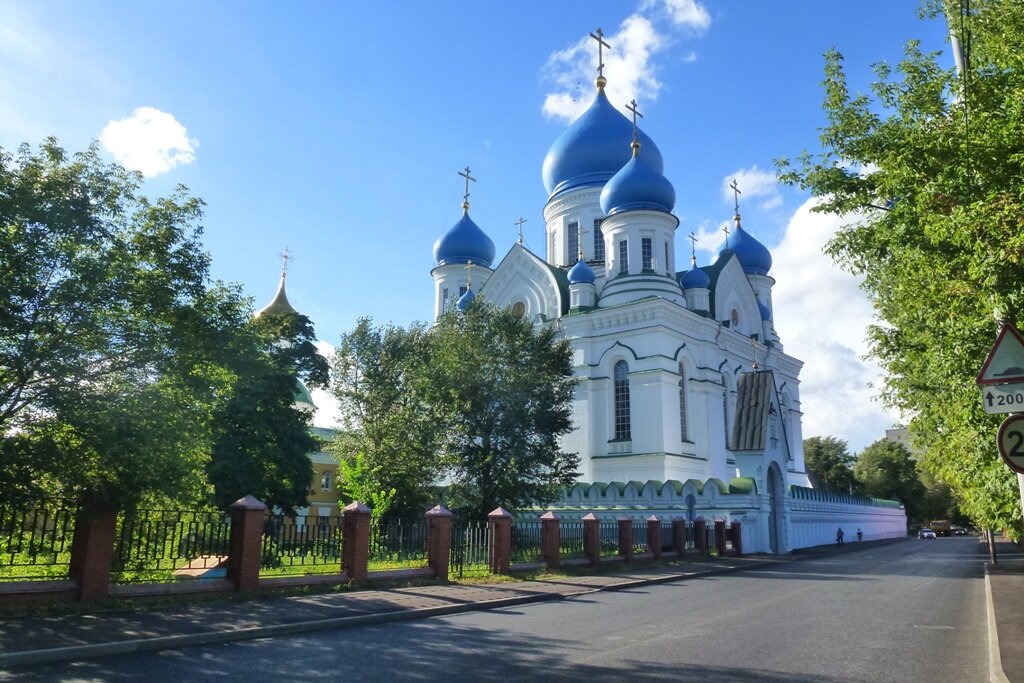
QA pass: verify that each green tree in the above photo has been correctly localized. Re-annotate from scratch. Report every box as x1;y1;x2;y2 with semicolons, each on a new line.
854;439;926;522
330;318;443;516
0;139;251;510
803;436;858;492
777;0;1024;537
427;300;579;520
207;310;329;512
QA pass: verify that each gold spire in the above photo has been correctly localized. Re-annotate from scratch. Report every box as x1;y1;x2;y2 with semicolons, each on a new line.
458;166;476;212
590;28;610;88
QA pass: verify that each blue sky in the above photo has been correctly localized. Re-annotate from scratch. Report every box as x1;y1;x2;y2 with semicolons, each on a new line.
1;1;951;452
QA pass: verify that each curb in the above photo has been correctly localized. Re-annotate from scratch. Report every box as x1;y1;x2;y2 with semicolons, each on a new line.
0;559;774;669
986;570;1011;683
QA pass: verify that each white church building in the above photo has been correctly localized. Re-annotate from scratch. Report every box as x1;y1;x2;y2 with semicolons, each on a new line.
428;39;905;554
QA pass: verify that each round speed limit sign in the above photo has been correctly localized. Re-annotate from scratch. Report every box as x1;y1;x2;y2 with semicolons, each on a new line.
997;414;1024;474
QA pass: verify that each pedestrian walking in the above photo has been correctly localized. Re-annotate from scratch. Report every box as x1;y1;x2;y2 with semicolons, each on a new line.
836;527;845;545
856;528;863;542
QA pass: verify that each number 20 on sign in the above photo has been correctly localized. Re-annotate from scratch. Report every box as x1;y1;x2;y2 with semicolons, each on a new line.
997;414;1024;475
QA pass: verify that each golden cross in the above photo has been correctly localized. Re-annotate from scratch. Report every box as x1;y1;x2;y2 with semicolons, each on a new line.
722;222;731;251
688;232;698;260
465;260;474;289
589;28;610;79
730;178;742;217
279;247;294;276
458;166;476;208
625;99;643;144
515;217;527;245
577;222;586;260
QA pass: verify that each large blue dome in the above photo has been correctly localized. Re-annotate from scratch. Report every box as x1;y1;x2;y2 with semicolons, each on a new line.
433;210;495;267
599;146;675;216
567;258;596;284
542;87;663;198
717;222;772;275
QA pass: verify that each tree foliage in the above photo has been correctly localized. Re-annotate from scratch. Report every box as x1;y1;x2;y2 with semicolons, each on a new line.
803;436;858;493
0;140;251;509
777;0;1024;537
854;439;927;522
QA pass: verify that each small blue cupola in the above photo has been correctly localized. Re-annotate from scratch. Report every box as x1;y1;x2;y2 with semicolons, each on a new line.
456;287;476;311
680;257;710;290
567;258;596;285
599;140;675;216
433;208;495;268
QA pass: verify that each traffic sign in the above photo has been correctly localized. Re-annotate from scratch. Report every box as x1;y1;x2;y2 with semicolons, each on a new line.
981;383;1024;414
977;323;1024;385
997;414;1024;474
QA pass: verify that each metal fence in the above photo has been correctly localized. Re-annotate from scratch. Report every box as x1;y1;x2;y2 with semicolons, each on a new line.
0;504;76;582
598;521;619;557
450;520;490;578
561;521;586;559
260;515;344;576
511;521;542;563
370;518;428;569
114;509;231;583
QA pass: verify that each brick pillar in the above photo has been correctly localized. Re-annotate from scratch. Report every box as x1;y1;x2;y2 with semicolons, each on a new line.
646;515;662;559
342;501;371;582
672;518;686;554
540;511;561;569
228;495;267;593
69;508;117;601
731;520;743;556
694;518;707;554
715;518;727;556
617;517;634;562
426;505;453;581
488;507;512;575
582;513;601;566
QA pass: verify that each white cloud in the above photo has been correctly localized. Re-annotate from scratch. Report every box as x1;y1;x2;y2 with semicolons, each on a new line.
99;107;197;177
770;198;901;453
722;165;783;211
309;340;340;430
543;14;665;123
663;0;711;31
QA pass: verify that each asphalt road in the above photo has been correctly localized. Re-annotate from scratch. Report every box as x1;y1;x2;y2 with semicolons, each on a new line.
8;537;989;682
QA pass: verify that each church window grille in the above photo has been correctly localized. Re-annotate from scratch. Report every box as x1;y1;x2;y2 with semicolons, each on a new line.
593;219;605;262
460;286;468;297
442;287;449;313
679;364;688;442
642;238;653;270
567;221;579;265
618;240;628;274
614;360;631;440
320;471;332;492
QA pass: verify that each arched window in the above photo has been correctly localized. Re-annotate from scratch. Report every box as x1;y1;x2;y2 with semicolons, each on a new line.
679;363;688;442
614;360;631;440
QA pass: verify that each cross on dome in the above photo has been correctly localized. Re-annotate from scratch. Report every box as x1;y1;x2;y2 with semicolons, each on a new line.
577;222;586;260
465;260;474;289
730;178;743;221
688;232;698;260
515;216;527;245
589;28;610;85
625;99;643;152
459;166;476;211
279;246;294;277
722;222;731;252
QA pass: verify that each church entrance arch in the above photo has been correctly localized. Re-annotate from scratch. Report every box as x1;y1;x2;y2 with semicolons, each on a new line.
767;462;784;554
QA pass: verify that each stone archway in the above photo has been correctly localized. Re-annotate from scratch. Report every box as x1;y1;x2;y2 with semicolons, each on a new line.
767;462;785;554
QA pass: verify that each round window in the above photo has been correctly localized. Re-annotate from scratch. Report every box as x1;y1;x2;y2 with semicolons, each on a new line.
512;302;526;318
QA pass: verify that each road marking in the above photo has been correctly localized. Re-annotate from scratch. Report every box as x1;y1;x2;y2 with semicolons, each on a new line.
913;625;954;630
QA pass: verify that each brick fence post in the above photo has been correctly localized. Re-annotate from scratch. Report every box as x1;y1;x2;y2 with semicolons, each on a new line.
228;495;267;593
715;518;727;556
488;507;512;575
672;517;686;554
617;517;634;562
582;513;600;566
646;515;662;559
540;511;561;569
731;520;743;556
426;505;453;581
69;507;118;602
342;501;371;582
694;517;707;554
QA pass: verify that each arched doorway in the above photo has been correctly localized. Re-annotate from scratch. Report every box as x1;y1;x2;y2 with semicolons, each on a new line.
767;462;784;554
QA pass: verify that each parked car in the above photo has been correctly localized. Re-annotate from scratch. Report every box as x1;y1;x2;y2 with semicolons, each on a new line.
919;528;937;539
952;526;968;535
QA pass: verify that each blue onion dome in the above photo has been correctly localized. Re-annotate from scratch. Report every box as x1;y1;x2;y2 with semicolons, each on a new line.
433;208;495;267
758;300;772;321
717;218;772;275
542;85;664;198
456;287;476;311
680;257;710;289
599;142;675;216
567;258;596;284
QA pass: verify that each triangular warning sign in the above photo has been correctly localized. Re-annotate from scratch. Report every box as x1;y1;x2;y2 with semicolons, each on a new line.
977;323;1024;385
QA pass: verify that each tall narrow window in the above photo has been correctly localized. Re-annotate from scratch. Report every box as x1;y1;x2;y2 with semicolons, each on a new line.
442;287;449;313
549;232;555;262
618;240;628;274
723;392;730;447
567;221;579;264
320;471;332;492
614;360;631;440
642;237;653;270
593;219;605;262
665;242;671;274
679;363;688;442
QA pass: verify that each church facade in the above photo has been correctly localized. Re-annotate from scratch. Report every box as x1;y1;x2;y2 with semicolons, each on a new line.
429;50;906;553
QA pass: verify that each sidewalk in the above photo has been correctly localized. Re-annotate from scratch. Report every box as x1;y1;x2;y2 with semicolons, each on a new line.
985;539;1024;683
